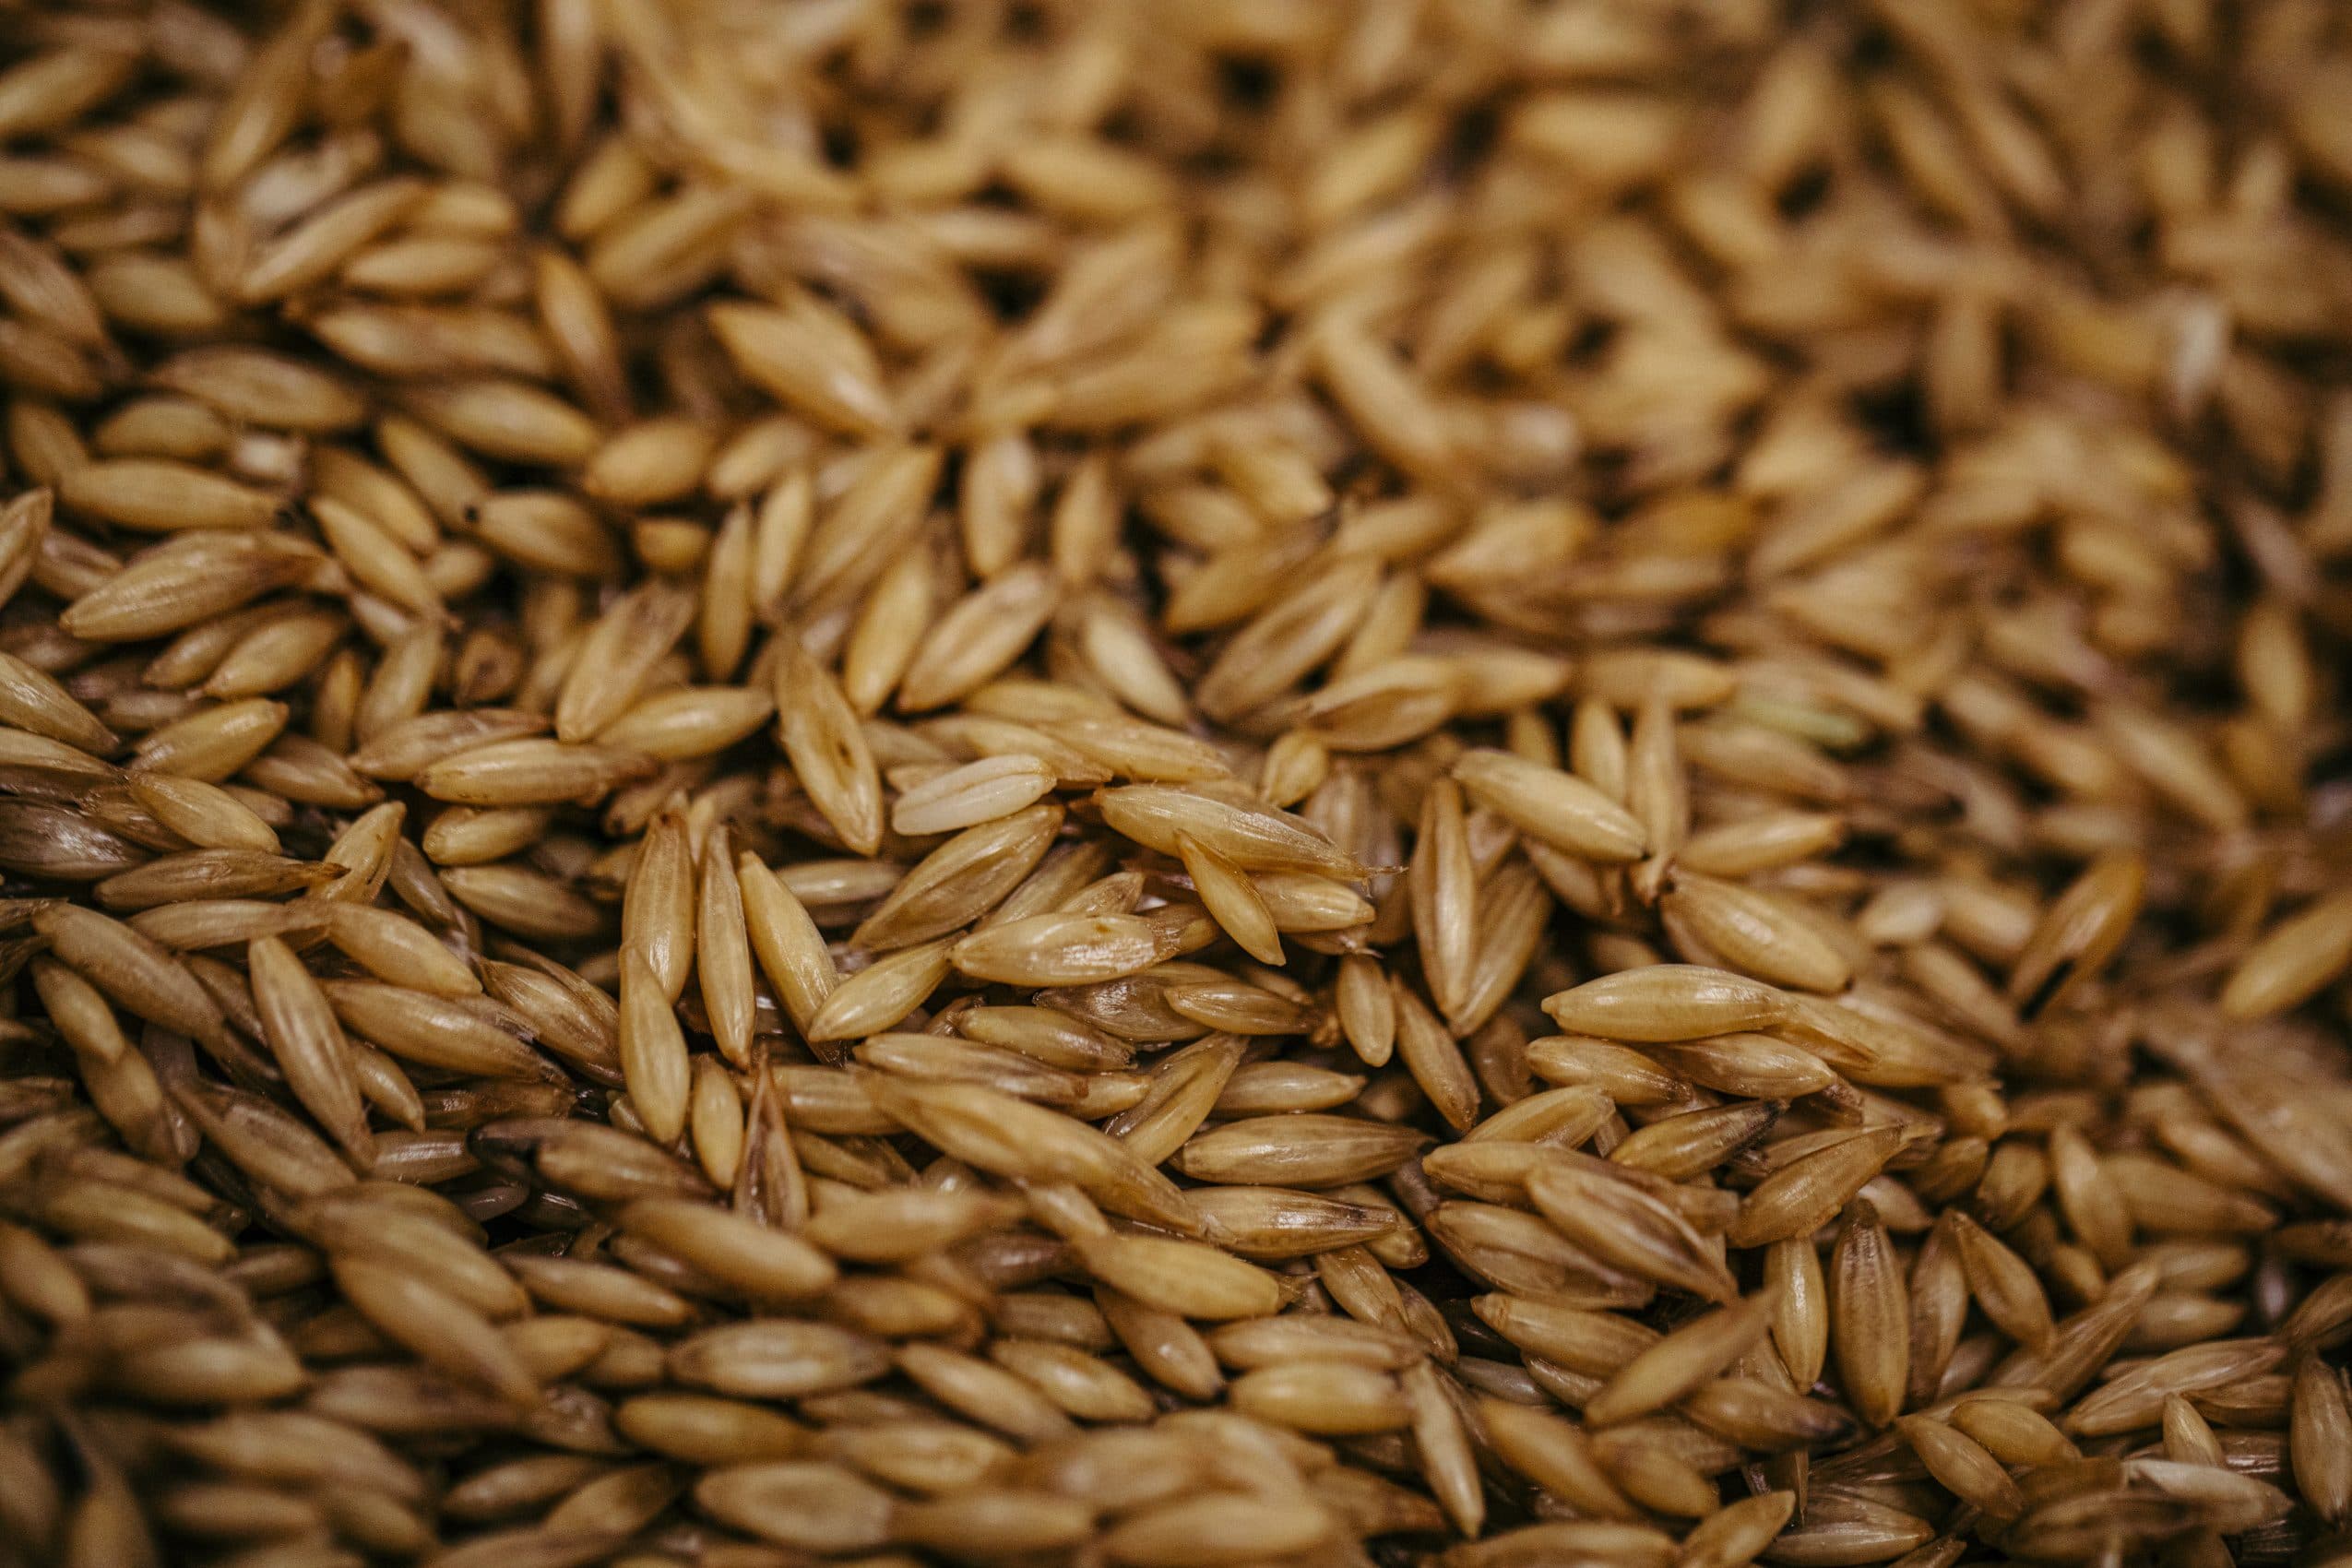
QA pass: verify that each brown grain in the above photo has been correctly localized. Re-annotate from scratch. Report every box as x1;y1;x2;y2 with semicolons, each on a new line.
1;1;2348;1562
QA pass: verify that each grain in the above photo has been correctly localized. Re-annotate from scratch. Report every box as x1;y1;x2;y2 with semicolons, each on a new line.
2294;1353;2352;1529
801;937;952;1042
60;457;285;532
1585;1290;1778;1426
733;851;836;1039
2223;891;2352;1021
2005;850;2148;1016
1543;966;1788;1042
1830;1201;1908;1430
619;803;694;1002
617;1197;834;1304
320;980;546;1082
1408;776;1476;1021
411;738;656;807
616;946;689;1146
1527;1159;1737;1304
1659;872;1854;993
0;1;2346;1561
1728;1124;1908;1248
889;754;1055;838
1173;831;1283;968
1948;1209;2058;1352
772;637;884;857
898;562;1061;713
245;932;373;1170
1455;746;1648;862
33;901;233;1055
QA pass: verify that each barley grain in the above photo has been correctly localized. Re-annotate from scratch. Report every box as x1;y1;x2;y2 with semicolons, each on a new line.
0;4;2344;1561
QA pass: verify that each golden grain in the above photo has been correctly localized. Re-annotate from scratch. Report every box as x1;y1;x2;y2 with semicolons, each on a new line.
0;2;2344;1561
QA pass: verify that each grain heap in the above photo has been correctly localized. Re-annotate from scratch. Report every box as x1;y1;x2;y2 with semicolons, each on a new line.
0;0;2350;1563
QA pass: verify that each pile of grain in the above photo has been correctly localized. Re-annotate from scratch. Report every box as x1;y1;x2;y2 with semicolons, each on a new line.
1;0;2350;1563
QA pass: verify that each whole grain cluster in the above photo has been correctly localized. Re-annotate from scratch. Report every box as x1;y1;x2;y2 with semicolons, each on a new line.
0;0;2349;1563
